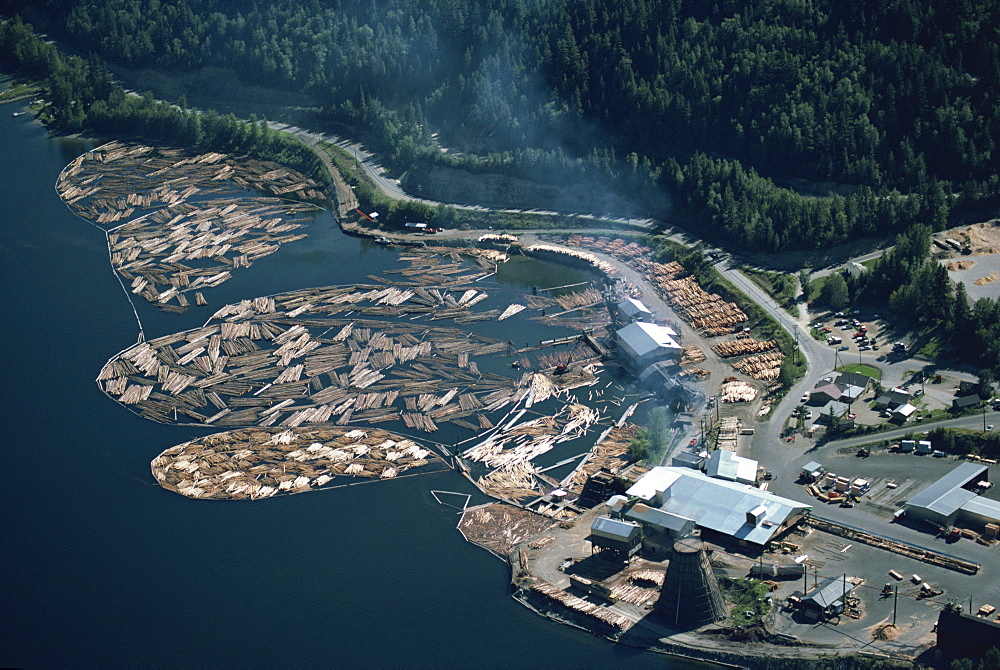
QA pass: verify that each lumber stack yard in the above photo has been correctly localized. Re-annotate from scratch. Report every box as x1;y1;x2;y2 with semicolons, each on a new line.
55;141;323;310
554;234;780;409
151;426;446;500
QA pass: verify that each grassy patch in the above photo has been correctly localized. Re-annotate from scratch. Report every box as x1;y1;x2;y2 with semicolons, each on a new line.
916;336;944;359
836;363;881;379
719;577;772;626
741;267;798;315
0;81;41;103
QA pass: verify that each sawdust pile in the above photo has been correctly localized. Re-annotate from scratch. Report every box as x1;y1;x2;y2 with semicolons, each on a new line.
948;221;1000;255
946;260;977;271
973;271;1000;286
870;622;900;641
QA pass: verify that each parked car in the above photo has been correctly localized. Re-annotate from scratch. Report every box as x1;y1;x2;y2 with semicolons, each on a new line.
859;345;871;351
805;411;813;420
801;393;810;402
988;425;995;432
838;345;850;351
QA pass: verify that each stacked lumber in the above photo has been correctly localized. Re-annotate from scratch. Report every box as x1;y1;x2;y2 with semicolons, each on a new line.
681;346;706;364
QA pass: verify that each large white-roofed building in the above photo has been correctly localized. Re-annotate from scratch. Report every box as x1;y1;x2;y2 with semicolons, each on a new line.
621;466;810;549
615;321;681;370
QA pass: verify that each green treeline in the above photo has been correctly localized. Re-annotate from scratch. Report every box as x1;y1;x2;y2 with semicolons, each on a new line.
834;224;1000;372
0;16;331;189
2;1;999;251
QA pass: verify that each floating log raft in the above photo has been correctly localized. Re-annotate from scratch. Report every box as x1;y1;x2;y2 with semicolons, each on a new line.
55;141;324;308
151;426;443;500
98;290;530;433
457;502;554;556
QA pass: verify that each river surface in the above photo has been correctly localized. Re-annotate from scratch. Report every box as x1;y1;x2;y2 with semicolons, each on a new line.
1;85;697;667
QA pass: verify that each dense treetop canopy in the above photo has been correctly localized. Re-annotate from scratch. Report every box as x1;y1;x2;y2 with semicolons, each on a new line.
3;0;998;252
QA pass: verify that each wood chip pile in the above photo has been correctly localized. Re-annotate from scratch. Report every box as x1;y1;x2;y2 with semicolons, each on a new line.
151;426;441;499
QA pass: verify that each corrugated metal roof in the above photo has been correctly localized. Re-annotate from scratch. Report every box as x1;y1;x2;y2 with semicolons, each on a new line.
616;322;680;361
590;516;642;542
617;298;652;317
625;503;694;533
625;467;810;546
705;450;757;483
803;576;857;610
959;496;1000;524
905;463;988;514
802;461;822;473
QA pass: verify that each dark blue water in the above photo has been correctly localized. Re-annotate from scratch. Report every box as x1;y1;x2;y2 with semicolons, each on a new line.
1;88;693;667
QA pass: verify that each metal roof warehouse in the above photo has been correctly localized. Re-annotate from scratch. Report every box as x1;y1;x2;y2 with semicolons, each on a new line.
623;467;811;548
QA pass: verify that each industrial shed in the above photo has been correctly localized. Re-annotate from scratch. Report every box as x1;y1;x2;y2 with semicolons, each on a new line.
615;321;681;369
623;467;811;548
704;449;758;485
903;463;991;527
616;297;653;323
587;516;643;558
801;576;859;617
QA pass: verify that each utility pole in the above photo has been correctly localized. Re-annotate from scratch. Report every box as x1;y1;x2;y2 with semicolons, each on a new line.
892;584;898;626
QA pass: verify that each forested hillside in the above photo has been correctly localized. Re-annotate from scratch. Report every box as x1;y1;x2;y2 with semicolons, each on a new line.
3;0;998;252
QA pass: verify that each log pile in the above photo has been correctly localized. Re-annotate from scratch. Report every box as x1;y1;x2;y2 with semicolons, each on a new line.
562;423;637;493
719;380;757;403
732;352;784;380
525;244;617;277
562;235;648;264
150;426;441;500
711;338;778;358
530;581;634;631
681;346;706;364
